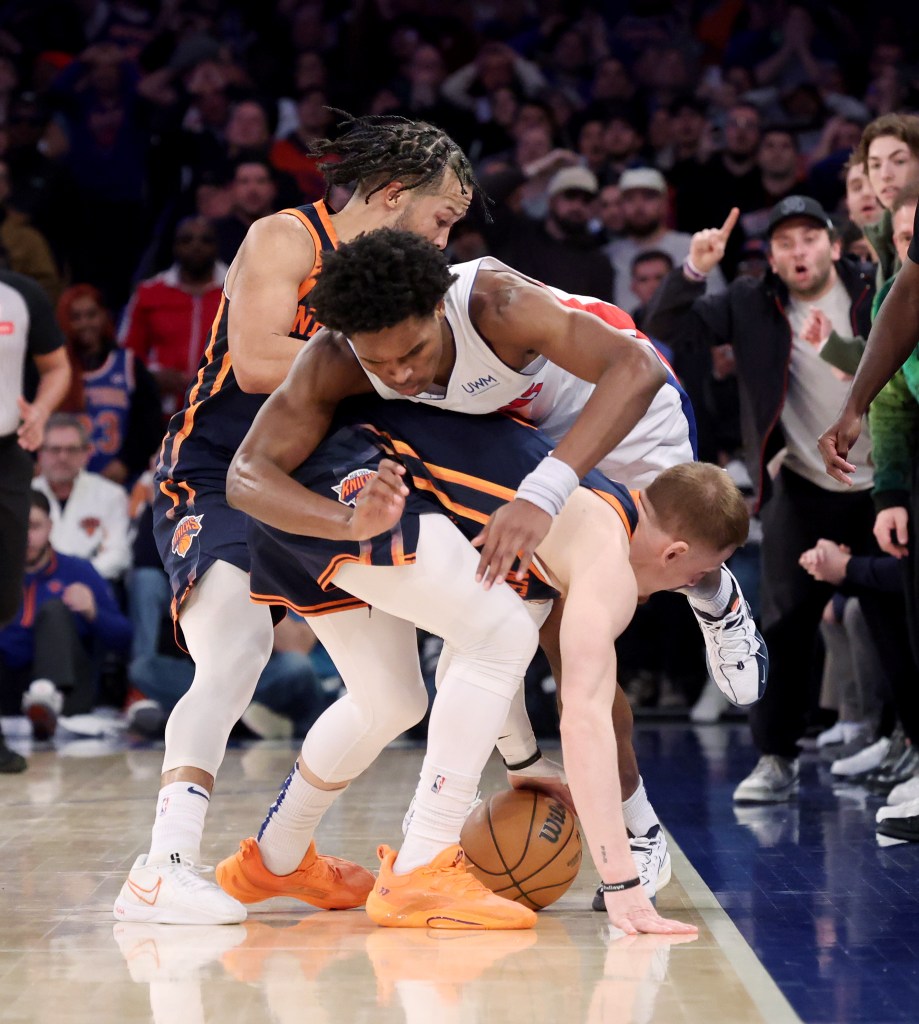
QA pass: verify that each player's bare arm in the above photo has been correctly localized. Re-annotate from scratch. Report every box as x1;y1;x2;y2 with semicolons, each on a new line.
536;491;697;935
227;213;319;395
819;256;919;483
227;332;376;537
470;272;666;587
474;272;667;476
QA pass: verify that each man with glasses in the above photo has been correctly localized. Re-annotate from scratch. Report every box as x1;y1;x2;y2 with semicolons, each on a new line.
490;165;614;301
32;413;131;582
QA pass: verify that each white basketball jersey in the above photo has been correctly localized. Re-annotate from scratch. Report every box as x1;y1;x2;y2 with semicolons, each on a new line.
356;257;694;487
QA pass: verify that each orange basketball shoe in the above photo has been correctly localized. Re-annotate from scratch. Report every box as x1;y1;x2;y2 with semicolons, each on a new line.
216;838;374;910
366;845;537;930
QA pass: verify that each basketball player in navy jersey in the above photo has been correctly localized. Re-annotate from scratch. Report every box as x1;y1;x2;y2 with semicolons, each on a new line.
114;114;487;925
221;229;765;913
222;397;746;932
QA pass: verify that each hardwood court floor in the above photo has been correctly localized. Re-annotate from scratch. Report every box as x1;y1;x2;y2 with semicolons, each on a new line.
0;732;799;1024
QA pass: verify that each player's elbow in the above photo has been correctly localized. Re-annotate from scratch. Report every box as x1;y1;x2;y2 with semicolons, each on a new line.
226;451;258;512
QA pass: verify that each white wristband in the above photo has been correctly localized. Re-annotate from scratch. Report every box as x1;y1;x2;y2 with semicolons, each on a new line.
516;456;579;517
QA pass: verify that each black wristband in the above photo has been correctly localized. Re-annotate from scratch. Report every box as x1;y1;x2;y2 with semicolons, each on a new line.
598;877;642;894
503;747;543;771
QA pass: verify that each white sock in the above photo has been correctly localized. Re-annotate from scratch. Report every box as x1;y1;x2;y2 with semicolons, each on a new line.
257;760;346;876
148;781;210;864
621;777;659;838
495;684;540;767
395;759;480;874
684;565;734;617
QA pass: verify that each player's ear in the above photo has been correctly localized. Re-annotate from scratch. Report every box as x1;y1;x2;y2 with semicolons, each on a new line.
434;298;446;320
381;181;405;209
661;540;689;565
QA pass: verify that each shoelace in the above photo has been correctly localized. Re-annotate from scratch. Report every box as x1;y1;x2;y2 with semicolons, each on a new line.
166;860;220;892
419;859;487;896
702;606;758;660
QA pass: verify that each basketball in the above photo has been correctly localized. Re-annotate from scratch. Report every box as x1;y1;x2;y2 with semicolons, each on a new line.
460;789;582;910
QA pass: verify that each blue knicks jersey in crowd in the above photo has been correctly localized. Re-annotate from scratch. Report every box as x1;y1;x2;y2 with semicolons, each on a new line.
80;348;134;474
247;398;638;616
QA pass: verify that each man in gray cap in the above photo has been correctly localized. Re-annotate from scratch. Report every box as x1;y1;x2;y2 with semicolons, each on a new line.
607;167;725;313
490;164;614;300
645;196;886;804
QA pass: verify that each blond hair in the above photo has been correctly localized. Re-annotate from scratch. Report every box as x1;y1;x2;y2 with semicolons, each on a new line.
645;462;749;551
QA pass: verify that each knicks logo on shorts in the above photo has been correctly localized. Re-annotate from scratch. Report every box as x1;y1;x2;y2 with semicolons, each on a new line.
332;468;377;507
171;514;204;558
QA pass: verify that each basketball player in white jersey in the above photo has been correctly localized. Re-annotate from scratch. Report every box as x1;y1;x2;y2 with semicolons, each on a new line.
221;228;767;911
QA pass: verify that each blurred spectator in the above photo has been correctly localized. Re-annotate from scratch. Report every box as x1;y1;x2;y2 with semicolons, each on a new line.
575;116;609;179
596;182;624;241
672;101;765;243
57;285;161;482
4;91;78;273
646;195;880;803
33;413;131;581
0;157;61;301
657;95;711;172
213;158;278;264
489;165;613;301
739;127;804;238
607;168;725;313
630;250;674;335
119;217;227;419
843;155;884;231
45;41;150;307
600;110;645;180
0;489;131;741
441;41;547;114
269;88;335;202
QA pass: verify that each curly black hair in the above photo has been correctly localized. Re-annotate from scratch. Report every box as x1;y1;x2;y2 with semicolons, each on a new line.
309;228;458;335
308;109;480;201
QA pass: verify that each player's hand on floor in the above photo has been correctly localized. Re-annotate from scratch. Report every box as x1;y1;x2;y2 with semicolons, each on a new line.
507;755;576;814
472;498;551;589
604;888;698;936
350;459;408;540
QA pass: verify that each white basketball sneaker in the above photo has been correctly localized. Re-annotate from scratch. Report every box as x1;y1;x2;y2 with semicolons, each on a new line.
113;854;247;925
591;824;671;910
690;568;768;707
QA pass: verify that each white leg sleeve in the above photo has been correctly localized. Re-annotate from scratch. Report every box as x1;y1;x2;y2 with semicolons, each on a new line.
162;561;274;776
300;606;429;783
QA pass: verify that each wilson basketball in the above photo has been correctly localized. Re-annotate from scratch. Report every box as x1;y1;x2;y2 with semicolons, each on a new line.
460;789;582;910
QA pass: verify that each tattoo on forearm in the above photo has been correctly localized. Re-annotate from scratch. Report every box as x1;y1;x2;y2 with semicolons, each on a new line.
600;846;608;864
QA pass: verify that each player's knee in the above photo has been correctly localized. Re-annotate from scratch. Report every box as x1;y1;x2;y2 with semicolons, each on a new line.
451;606;538;699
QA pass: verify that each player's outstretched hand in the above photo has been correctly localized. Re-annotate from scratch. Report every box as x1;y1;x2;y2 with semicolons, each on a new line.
507;755;576;814
349;459;408;541
471;498;552;590
818;410;860;484
604;887;698;936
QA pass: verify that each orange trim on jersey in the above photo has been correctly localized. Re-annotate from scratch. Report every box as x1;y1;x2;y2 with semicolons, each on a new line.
158;478;196;510
279;202;339;301
389;439;516;503
412;477;490;525
166;294;225;473
251;590;370;617
592;490;634;539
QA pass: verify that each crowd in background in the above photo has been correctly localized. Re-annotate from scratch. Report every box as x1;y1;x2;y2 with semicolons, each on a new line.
2;1;919;826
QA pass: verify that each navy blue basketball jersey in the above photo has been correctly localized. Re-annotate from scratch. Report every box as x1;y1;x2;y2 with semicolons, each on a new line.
156;201;338;504
79;347;134;474
247;399;638;617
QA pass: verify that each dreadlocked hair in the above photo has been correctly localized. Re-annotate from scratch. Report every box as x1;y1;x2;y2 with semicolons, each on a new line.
309;228;458;335
308;108;479;201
